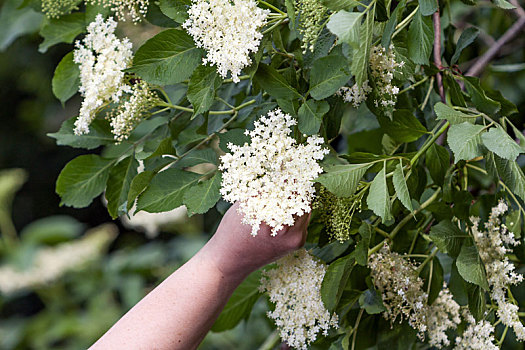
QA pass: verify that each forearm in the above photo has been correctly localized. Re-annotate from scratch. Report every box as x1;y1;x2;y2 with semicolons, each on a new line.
90;246;247;350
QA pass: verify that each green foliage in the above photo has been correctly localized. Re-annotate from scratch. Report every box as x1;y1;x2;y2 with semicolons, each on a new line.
130;29;203;85
52;51;80;104
56;155;115;208
7;0;525;347
407;9;433;65
38;13;85;53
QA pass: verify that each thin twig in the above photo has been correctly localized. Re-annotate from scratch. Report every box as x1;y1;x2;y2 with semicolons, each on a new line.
466;11;525;77
432;4;446;103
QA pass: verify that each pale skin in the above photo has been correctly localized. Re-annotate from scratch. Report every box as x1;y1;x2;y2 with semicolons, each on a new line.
90;202;310;350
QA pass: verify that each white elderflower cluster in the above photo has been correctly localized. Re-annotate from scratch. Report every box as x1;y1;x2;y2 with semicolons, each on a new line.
454;312;498;350
295;0;328;52
259;249;338;349
183;0;269;83
471;200;525;341
219;109;328;236
427;286;461;348
337;45;403;110
369;245;461;347
336;81;372;108
85;0;149;22
73;15;133;135
0;225;116;295
109;81;159;141
369;45;404;108
369;244;429;336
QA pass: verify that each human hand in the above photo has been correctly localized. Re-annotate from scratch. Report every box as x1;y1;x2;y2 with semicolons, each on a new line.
200;202;310;282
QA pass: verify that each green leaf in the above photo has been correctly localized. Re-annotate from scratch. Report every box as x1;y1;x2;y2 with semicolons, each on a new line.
56;155;115;208
491;154;525;202
506;209;522;239
326;11;362;48
105;156;139;219
187;65;222;117
481;126;522;161
419;0;438;16
136;168;201;212
52;52;80;104
466;282;486;321
429;220;467;258
321;0;361;10
392;161;413;212
321;255;355;312
447;122;486;162
507;120;525;152
451;27;479;65
174;148;217;168
127;170;155;211
212;270;262;332
463;76;501;115
485;88;518;116
0;0;43;52
434;102;476;125
456;243;489;291
316;163;372;197
20;215;84;244
47;116;114;150
367;165;393;222
253;63;302;100
158;0;191;23
38;13;85;53
377;110;428;143
351;8;374;86
359;289;386;314
354;223;372;266
492;0;516;9
381;0;406;49
444;74;467;107
310;55;352;100
407;9;433;65
130;28;203;85
425;143;450;186
297;99;330;135
183;172;222;216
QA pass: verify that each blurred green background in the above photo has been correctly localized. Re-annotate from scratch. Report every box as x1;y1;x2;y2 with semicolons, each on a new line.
0;0;524;349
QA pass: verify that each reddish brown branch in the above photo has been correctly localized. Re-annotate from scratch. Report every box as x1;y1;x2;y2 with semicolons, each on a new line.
466;1;525;77
432;7;446;103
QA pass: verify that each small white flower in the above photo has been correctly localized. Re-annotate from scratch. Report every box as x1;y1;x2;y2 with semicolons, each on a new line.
183;0;269;82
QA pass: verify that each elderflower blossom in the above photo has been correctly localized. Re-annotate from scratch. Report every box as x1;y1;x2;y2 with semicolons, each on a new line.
219;109;328;236
85;0;149;22
369;45;404;109
426;286;461;348
337;45;403;110
183;0;269;83
369;244;429;337
370;245;461;347
471;200;525;341
295;0;328;52
42;0;80;18
0;225;116;295
73;15;133;135
108;81;159;141
454;312;498;350
336;81;372;108
259;249;338;349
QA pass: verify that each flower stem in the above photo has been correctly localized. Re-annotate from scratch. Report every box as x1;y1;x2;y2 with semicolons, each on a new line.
259;0;286;15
